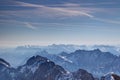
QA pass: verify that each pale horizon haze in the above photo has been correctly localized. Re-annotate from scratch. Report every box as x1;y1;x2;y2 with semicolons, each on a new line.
0;0;120;47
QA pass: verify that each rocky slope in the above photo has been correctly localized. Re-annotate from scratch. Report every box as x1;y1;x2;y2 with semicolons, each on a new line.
40;49;120;77
101;72;120;80
0;55;95;80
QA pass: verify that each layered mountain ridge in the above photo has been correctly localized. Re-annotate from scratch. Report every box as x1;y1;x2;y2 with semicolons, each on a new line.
0;55;95;80
36;49;120;77
0;48;120;80
0;44;120;67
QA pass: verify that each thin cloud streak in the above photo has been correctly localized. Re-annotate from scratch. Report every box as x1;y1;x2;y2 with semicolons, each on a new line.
47;2;118;7
24;22;37;30
0;20;37;30
3;20;118;33
0;0;94;18
93;17;120;25
1;0;120;25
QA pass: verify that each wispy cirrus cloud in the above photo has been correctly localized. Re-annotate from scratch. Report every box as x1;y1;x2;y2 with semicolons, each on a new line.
93;17;120;25
24;22;37;30
0;0;120;26
0;0;94;19
47;2;118;7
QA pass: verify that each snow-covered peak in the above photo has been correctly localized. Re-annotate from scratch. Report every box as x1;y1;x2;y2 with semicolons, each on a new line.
58;55;73;63
102;72;115;80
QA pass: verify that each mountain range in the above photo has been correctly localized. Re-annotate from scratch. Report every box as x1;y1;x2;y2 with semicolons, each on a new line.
0;55;120;80
0;45;120;79
0;52;120;80
37;49;120;77
0;55;95;80
0;44;120;67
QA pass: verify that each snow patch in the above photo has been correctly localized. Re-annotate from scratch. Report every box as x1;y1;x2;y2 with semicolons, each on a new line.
20;66;26;73
0;61;9;67
28;65;39;73
47;59;50;62
104;72;115;80
59;55;73;63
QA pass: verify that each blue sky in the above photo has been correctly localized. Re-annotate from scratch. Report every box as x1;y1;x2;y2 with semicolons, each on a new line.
0;0;120;47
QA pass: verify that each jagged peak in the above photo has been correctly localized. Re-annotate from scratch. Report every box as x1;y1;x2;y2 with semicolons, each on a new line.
101;72;116;80
26;55;48;65
104;72;114;76
93;49;101;52
59;51;68;56
76;69;91;75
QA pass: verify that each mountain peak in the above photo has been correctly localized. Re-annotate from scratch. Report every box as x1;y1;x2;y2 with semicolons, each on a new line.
93;49;101;52
72;69;94;80
101;72;120;80
26;55;48;65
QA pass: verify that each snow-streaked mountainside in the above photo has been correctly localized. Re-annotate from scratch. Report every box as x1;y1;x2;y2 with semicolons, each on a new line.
0;44;120;67
0;52;120;80
101;72;120;80
0;55;120;80
102;72;115;80
36;49;120;77
0;55;95;80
